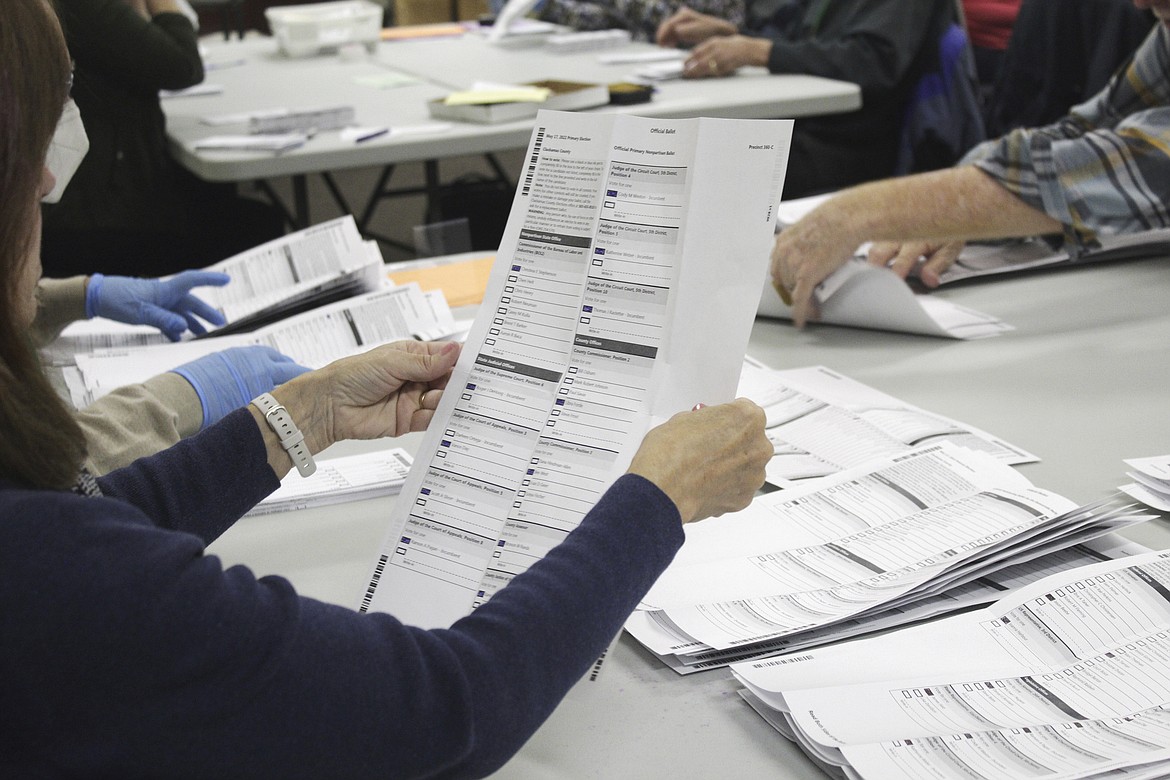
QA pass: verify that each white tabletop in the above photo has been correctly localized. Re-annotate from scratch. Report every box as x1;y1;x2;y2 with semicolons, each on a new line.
206;254;1170;779
165;33;861;182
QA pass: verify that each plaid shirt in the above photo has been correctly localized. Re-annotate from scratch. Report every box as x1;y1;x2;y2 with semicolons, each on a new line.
963;24;1170;253
539;0;745;41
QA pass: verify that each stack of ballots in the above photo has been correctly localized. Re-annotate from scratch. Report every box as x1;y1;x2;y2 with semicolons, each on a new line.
46;215;384;363
732;548;1170;780
58;216;459;409
625;441;1154;673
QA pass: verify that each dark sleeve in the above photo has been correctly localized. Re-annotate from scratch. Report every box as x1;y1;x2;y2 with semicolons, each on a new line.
21;474;683;779
96;407;279;544
765;0;938;93
56;0;203;91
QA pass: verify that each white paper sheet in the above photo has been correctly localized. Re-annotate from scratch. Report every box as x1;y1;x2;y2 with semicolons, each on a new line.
733;550;1170;780
358;110;793;629
757;258;1013;339
736;360;1036;487
70;283;453;408
246;449;414;516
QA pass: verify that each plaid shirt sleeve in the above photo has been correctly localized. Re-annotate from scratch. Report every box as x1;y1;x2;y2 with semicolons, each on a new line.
962;24;1170;254
540;0;744;40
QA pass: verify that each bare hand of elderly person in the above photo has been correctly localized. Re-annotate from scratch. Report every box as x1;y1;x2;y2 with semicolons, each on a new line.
628;398;770;524
867;240;966;288
257;340;461;478
769;199;865;329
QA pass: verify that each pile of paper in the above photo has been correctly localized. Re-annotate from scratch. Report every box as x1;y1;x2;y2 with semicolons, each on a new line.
44;216;383;365
625;443;1153;672
737;360;1036;487
64;281;457;409
758;257;1015;339
1121;454;1170;511
732;549;1170;779
199;215;384;335
246;449;414;516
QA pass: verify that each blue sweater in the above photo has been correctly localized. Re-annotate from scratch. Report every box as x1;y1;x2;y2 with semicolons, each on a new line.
0;409;683;778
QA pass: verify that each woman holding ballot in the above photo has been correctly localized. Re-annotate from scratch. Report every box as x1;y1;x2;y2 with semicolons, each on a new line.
0;2;771;777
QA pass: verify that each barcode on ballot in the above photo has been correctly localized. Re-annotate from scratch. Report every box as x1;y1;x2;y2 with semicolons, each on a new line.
754;654;814;668
521;127;545;196
359;554;389;613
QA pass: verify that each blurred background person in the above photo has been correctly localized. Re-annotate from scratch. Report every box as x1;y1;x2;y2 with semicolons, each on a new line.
656;0;954;198
961;0;1020;97
40;0;285;280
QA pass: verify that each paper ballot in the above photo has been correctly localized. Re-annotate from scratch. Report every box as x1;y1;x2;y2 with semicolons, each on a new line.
68;284;456;409
733;549;1170;780
358;110;793;628
625;442;1152;671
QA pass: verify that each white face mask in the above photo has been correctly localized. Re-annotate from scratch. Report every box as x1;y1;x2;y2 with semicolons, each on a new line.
42;98;89;204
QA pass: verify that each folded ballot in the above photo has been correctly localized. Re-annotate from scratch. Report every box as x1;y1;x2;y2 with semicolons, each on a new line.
736;359;1035;488
47;216;383;362
66;281;457;409
246;449;414;516
1121;453;1170;511
626;440;1152;673
732;547;1170;780
757;257;1013;339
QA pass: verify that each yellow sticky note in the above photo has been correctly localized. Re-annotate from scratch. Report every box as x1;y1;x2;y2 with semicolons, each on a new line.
443;87;551;106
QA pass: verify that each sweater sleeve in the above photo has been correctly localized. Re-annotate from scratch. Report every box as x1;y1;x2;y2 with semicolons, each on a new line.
79;372;203;476
30;277;87;347
57;0;203;92
4;473;683;778
96;407;278;543
765;0;938;94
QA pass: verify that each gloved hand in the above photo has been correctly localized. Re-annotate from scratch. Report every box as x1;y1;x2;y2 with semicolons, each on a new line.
171;346;310;430
85;270;231;342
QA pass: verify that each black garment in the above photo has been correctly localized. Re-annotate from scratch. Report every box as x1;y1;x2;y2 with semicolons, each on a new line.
752;0;952;198
42;0;285;279
983;0;1155;137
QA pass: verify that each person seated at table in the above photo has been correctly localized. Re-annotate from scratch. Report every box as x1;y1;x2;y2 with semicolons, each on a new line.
39;0;285;280
1;3;773;775
535;0;745;41
32;271;309;474
770;0;1170;328
962;0;1021;94
655;0;954;198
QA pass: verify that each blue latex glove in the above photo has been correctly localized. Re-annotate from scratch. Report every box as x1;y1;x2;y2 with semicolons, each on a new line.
171;346;310;430
85;271;232;342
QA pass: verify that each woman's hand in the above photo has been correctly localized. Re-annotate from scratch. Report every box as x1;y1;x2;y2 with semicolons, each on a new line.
627;398;770;524
683;36;771;78
257;340;461;476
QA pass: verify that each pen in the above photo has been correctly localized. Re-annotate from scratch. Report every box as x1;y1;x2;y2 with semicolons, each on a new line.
354;128;389;143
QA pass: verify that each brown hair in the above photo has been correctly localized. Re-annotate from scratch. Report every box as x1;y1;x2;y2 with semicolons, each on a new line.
0;0;86;489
